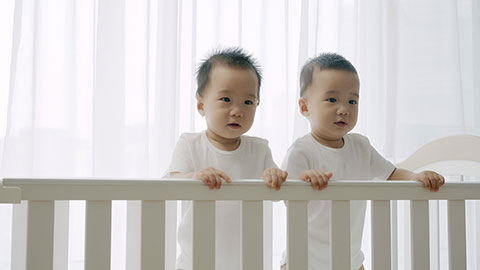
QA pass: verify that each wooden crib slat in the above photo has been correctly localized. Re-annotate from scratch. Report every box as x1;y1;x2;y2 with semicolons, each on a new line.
54;201;69;270
286;200;308;270
11;202;27;270
429;200;440;270
242;200;263;269
391;200;398;270
85;201;112;270
140;200;165;269
26;200;54;270
448;200;466;269
476;201;480;269
263;201;273;270
331;200;351;270
371;200;391;270
165;201;178;269
193;200;215;269
410;200;429;270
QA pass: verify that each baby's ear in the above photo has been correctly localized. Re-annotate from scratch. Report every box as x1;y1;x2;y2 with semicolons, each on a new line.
196;94;205;116
299;98;309;117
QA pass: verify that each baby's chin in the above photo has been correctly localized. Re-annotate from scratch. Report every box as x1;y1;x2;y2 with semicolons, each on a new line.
311;131;346;142
207;129;247;140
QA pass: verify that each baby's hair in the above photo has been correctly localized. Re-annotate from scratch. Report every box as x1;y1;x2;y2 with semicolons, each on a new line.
196;47;262;103
300;53;357;97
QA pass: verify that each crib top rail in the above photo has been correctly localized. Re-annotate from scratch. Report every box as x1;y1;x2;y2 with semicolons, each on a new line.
1;178;480;202
0;184;21;203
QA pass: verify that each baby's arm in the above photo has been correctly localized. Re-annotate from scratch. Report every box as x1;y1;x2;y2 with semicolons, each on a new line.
299;170;332;191
388;168;445;192
262;143;288;190
167;134;231;189
282;142;332;191
262;168;288;190
169;168;231;190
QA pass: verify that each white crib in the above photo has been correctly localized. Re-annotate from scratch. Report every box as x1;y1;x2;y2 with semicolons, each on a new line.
0;135;479;270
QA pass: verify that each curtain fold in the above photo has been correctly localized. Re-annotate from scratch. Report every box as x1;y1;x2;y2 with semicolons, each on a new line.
0;0;479;269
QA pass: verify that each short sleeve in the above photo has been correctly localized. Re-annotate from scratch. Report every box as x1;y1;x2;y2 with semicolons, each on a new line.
368;143;396;180
281;142;311;180
263;146;278;169
165;134;195;176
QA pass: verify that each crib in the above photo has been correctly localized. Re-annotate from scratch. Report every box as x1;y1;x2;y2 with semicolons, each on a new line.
0;134;479;270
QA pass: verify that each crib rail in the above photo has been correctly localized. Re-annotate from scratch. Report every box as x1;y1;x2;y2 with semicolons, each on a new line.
1;178;480;270
0;184;20;203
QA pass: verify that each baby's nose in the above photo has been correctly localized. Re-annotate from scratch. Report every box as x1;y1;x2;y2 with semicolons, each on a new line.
337;106;350;115
230;106;243;117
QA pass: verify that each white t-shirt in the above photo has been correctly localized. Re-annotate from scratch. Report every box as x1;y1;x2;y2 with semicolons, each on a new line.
280;133;395;270
167;131;277;270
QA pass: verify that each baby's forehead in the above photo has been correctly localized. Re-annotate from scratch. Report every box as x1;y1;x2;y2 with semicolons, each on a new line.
211;62;256;76
306;88;360;98
207;64;259;87
307;69;359;95
216;89;258;98
313;67;358;78
315;68;359;82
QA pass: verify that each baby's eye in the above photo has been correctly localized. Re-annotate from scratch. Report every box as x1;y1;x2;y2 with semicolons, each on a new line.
326;98;337;103
349;100;357;105
244;100;254;105
220;97;231;102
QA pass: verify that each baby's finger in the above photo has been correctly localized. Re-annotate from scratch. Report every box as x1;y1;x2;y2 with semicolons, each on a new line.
266;176;273;186
433;176;442;191
437;175;445;188
276;171;287;187
438;177;445;191
266;171;274;189
263;170;273;188
310;175;321;191
275;171;285;189
434;180;441;192
319;176;329;190
215;175;222;189
439;177;445;191
422;177;430;190
300;172;311;182
207;174;217;189
217;170;231;183
314;173;328;190
317;172;329;190
427;176;436;192
200;174;210;186
271;173;280;190
431;176;441;192
434;176;444;192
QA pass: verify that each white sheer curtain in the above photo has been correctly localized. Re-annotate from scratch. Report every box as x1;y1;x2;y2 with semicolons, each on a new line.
0;0;478;269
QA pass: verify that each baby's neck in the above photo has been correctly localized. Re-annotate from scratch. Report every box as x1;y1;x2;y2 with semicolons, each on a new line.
206;130;241;151
311;132;345;148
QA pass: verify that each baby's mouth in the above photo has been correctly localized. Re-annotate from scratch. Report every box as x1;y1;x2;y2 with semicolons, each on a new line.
228;123;242;129
334;121;347;127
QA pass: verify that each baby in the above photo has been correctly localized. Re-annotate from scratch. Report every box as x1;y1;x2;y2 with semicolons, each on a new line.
167;47;287;270
280;53;444;270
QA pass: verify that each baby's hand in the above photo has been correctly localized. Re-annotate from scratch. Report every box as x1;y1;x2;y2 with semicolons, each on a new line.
413;170;445;192
300;170;333;191
193;167;231;189
263;168;288;190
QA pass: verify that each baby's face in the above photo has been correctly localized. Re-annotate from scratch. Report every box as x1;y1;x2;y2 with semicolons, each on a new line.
300;68;359;147
197;64;258;141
